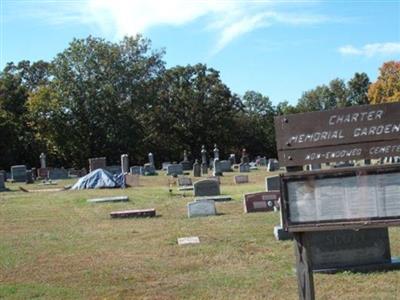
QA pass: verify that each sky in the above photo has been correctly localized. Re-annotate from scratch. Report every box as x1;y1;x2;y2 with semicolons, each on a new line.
1;0;400;105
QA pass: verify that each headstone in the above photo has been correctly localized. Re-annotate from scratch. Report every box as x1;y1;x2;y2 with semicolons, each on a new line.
265;175;280;191
239;163;250;173
212;158;222;176
125;174;139;187
37;167;49;179
243;191;280;213
187;199;216;218
25;170;34;184
178;236;200;245
143;163;156;176
193;179;220;197
267;159;279;172
257;157;267;166
110;208;156;218
234;175;249;184
0;172;5;190
162;162;171;171
241;148;249;164
121;154;129;173
48;168;69;180
178;177;192;187
180;150;192;171
87;196;129;203
167;164;183;176
148;152;155;168
213;144;219;160
39;153;46;168
220;160;232;172
130;166;142;175
11;165;27;182
201;145;208;175
105;165;122;175
89;157;106;172
193;159;201;177
309;228;392;272
274;225;293;241
249;162;258;170
228;154;236;165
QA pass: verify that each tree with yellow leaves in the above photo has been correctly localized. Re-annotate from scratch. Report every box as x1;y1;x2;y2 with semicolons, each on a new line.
368;61;400;104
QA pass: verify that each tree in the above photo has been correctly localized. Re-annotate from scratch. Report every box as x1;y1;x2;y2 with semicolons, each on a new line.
347;72;370;105
276;100;298;115
329;78;348;108
368;61;400;104
296;85;333;112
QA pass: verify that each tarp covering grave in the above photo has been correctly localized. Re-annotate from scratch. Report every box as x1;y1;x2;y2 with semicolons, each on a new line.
71;168;125;190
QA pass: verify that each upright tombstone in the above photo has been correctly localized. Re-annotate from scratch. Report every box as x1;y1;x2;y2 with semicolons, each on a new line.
193;179;220;197
40;153;46;168
180;150;192;171
228;154;236;165
148;152;155;169
193;159;201;177
241;148;249;164
239;163;250;173
130;166;142;175
220;160;232;172
0;172;6;190
124;174;139;187
201;145;208;175
213;144;219;160
187;199;217;218
25;170;34;184
212;158;223;176
274;102;400;300
267;159;279;172
48;168;69;180
143;163;156;176
89;157;106;172
162;162;171;171
121;154;129;174
243;191;279;213
167;164;183;176
177;177;192;187
265;175;280;191
11;165;27;182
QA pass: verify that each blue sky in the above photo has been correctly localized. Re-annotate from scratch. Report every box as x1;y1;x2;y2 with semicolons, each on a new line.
1;0;399;105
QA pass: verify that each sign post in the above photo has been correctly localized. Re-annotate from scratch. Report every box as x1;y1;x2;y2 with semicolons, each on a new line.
274;102;400;300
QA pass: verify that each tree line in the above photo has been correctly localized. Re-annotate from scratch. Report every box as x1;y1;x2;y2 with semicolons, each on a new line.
0;35;399;169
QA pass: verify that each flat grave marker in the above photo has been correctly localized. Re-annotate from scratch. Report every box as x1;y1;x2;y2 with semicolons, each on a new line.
110;208;156;218
177;236;200;245
87;196;129;203
234;175;249;184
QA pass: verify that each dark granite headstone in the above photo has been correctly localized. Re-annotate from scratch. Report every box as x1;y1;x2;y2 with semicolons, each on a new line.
308;228;392;271
88;157;106;172
130;166;142;175
26;170;34;184
220;160;232;172
11;165;27;182
143;163;156;176
193;179;220;197
193;160;201;177
0;172;5;190
265;175;280;191
48;168;69;180
239;163;250;173
267;159;279;172
167;164;183;176
37;167;49;179
178;177;192;187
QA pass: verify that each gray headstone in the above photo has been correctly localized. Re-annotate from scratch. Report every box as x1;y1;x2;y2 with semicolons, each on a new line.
267;159;279;172
89;157;106;172
309;228;391;271
148;152;155;168
228;154;236;165
162;162;171;171
178;177;192;187
143;163;156;176
48;168;69;180
265;175;280;191
234;175;249;184
193;160;201;177
193;179;220;197
257;157;267;166
187;199;216;218
201;145;207;165
213;144;219;160
167;164;183;176
11;165;27;182
40;153;46;168
130;166;142;175
213;159;223;176
220;160;232;172
239;163;250;173
201;163;208;176
241;149;249;164
121;154;129;173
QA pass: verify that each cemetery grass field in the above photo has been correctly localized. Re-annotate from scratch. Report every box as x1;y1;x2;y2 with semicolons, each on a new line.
0;169;399;300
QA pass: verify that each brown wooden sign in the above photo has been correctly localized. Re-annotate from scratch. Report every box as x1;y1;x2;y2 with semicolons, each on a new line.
274;102;400;166
280;164;400;232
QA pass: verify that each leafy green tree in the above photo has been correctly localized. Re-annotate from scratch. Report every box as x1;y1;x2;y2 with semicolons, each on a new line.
329;78;348;108
347;72;370;105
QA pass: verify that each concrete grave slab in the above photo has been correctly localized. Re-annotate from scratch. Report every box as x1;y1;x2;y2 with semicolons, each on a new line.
234;175;249;184
87;196;129;203
178;236;200;245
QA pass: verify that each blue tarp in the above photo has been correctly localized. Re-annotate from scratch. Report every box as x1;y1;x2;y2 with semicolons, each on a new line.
71;168;125;190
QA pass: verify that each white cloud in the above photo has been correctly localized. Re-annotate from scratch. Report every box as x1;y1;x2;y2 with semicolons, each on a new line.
6;0;334;54
339;43;400;57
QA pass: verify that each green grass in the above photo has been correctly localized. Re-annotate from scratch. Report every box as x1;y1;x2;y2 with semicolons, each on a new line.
0;169;399;299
